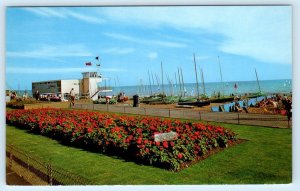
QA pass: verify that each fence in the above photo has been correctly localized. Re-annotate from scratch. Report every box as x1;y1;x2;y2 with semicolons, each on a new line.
6;145;90;185
72;103;291;128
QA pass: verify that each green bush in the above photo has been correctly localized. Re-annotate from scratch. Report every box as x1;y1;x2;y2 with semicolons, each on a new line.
93;98;117;104
6;98;38;109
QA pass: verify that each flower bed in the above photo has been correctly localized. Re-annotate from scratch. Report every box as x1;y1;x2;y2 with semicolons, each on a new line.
6;108;238;171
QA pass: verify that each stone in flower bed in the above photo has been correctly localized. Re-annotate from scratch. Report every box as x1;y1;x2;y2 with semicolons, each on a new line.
6;108;238;171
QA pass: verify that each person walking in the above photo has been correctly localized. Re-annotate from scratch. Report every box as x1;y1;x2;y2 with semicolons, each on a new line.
70;88;75;106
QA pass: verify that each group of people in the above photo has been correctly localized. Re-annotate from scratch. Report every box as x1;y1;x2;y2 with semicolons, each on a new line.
10;91;18;100
117;92;127;102
255;94;292;120
10;91;28;100
34;89;76;106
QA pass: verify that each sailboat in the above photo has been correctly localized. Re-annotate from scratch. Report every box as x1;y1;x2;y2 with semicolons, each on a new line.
177;53;210;107
140;62;179;105
209;56;234;103
246;68;266;99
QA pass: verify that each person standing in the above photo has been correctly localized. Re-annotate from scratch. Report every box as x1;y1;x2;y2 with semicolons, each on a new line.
285;99;292;122
70;88;75;106
35;90;40;101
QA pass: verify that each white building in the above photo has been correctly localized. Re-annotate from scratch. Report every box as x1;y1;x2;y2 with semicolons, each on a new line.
32;71;109;101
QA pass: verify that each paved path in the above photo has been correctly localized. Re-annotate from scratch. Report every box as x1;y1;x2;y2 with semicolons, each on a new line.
73;103;291;128
6;167;31;185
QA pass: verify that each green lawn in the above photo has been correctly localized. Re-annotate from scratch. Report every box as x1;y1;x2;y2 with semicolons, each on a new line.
6;122;292;184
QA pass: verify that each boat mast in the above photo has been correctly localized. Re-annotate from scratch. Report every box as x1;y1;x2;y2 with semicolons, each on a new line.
155;74;160;94
217;56;224;96
117;76;121;92
151;71;156;94
174;72;178;96
177;68;182;97
166;74;173;96
148;70;153;96
200;67;206;96
255;68;261;93
161;62;165;96
180;67;185;97
193;53;200;101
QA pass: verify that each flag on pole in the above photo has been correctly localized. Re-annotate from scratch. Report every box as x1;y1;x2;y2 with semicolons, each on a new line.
85;62;92;66
95;56;100;66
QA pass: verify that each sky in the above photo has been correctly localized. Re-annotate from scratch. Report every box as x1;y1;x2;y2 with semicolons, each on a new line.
5;6;292;90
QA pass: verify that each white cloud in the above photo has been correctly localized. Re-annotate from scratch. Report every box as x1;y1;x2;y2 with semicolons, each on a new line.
103;32;186;48
61;8;106;24
217;6;292;64
148;52;158;60
102;47;135;55
23;7;66;18
100;6;291;64
7;44;93;58
6;67;125;74
24;7;105;24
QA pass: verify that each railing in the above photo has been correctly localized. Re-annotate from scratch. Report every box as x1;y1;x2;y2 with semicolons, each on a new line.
6;145;90;185
72;103;291;128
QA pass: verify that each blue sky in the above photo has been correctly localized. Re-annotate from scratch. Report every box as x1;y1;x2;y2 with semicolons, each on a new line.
6;6;292;90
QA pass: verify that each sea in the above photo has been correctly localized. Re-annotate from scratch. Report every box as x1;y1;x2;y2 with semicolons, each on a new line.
110;79;292;97
15;79;292;98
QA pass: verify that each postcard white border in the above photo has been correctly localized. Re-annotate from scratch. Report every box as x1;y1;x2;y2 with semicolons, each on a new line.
0;1;299;191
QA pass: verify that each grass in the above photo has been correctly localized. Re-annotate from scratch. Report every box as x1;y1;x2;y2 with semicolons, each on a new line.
6;118;292;185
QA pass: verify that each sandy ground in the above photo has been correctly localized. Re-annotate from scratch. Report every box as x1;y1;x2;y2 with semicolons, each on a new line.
6;167;31;185
20;98;278;115
116;99;270;114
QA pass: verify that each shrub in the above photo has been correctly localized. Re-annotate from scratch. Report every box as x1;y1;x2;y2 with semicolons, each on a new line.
6;98;38;109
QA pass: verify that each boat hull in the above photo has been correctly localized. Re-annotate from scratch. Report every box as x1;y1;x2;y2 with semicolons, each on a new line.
177;100;210;107
209;97;234;103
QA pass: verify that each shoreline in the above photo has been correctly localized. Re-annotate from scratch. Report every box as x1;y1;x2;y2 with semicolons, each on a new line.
7;91;292;115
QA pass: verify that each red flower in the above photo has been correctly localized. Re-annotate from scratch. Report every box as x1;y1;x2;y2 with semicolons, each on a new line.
178;153;183;159
6;107;237;171
170;141;175;147
137;137;142;144
145;148;150;153
87;127;93;133
163;141;168;149
144;139;149;144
